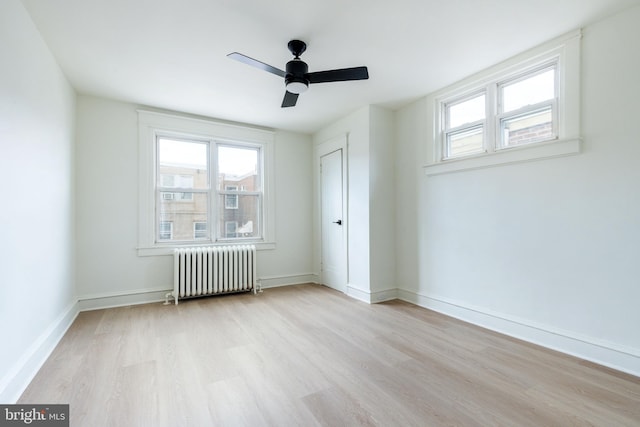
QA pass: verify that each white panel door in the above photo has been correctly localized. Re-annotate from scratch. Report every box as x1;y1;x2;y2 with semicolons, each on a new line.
320;149;346;292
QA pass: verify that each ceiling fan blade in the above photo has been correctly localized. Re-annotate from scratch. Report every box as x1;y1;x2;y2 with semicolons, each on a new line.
281;91;299;108
227;52;286;78
307;66;369;84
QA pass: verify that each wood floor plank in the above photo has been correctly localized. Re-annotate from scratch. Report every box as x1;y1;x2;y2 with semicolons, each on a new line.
105;361;159;427
18;284;640;426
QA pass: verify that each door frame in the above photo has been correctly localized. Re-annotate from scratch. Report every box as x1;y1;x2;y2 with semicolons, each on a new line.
314;134;349;291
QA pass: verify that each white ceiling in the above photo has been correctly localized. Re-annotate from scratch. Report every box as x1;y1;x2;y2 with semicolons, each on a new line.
21;0;638;134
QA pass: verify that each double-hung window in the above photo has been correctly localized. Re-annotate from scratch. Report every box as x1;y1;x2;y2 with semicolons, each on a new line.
427;30;581;175
138;111;274;255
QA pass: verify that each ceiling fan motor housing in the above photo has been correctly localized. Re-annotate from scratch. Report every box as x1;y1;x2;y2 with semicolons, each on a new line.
285;59;309;93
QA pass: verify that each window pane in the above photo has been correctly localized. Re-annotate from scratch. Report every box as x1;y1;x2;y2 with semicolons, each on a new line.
447;94;485;128
501;107;554;147
217;146;258;191
501;68;555;113
447;127;484;158
158;192;208;241
218;194;260;239
158;138;208;189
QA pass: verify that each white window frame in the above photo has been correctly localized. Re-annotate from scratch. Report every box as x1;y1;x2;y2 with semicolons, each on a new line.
137;110;275;256
425;29;582;176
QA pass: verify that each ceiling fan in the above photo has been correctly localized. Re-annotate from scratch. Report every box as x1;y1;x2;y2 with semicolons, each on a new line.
227;40;369;108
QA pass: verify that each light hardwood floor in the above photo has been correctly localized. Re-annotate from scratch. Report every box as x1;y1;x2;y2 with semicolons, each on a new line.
19;284;640;426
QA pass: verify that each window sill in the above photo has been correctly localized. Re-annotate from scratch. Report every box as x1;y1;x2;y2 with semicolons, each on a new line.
137;241;276;257
423;138;581;177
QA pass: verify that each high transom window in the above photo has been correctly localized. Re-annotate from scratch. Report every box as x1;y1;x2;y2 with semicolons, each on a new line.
425;30;581;176
441;61;558;160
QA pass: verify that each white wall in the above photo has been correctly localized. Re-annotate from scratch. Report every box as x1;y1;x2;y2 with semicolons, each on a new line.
255;129;315;287
313;105;396;302
75;95;313;306
395;5;640;375
369;106;396;298
0;0;77;402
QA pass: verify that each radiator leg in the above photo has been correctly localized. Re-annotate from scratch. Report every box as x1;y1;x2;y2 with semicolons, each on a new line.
164;292;176;306
253;281;263;295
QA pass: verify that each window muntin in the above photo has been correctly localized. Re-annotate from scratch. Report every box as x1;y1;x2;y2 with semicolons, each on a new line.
154;136;263;244
443;93;486;159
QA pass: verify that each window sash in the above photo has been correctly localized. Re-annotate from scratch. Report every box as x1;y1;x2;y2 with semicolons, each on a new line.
498;64;557;113
444;124;485;158
445;92;487;130
496;101;557;149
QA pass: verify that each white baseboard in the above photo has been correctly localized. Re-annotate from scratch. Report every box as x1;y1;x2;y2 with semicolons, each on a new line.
259;273;319;289
346;285;398;304
0;301;79;404
78;287;171;311
346;285;370;302
398;289;640;377
371;288;399;303
78;275;321;311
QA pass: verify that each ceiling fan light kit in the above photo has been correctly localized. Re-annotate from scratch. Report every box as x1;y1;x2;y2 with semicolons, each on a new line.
228;40;369;108
285;80;308;94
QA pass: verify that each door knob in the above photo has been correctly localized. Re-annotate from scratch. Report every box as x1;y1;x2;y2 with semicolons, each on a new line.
332;220;342;225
